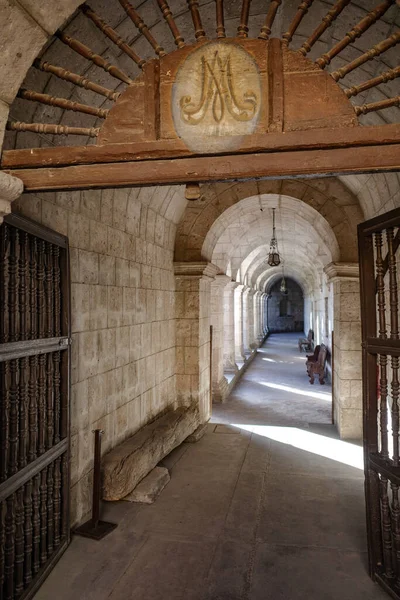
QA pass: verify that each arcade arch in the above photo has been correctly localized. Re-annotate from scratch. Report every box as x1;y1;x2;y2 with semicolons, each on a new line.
175;184;363;439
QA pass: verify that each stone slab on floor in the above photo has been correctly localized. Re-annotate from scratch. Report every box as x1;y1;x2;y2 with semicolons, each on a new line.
184;422;209;443
123;467;170;504
102;405;199;500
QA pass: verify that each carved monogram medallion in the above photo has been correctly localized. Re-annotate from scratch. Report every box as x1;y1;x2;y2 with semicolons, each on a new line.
172;42;261;153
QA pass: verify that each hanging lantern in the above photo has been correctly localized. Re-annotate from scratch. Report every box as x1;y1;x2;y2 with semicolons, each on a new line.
267;208;281;267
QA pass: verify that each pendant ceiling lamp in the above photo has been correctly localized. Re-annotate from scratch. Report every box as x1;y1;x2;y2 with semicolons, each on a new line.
267;208;281;267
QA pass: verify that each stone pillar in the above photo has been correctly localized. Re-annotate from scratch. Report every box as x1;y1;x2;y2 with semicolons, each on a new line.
223;281;239;373
247;289;256;350
234;284;246;364
242;286;251;354
324;262;362;440
175;262;219;424
0;172;24;224
211;274;231;403
262;293;268;335
255;291;264;343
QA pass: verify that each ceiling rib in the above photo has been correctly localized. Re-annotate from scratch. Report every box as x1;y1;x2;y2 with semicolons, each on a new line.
33;60;121;102
331;31;400;81
81;4;146;68
156;0;186;48
298;0;351;56
17;89;109;119
259;0;282;40
355;96;400;116
57;32;133;84
118;0;166;57
282;0;314;47
316;0;396;69
238;0;251;38
187;0;207;41
216;0;226;38
6;122;99;138
345;66;400;98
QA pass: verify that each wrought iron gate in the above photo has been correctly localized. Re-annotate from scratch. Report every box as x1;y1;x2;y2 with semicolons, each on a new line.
0;213;70;599
359;207;400;599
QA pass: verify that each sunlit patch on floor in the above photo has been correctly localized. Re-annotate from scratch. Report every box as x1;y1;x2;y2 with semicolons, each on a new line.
231;424;363;470
258;381;332;402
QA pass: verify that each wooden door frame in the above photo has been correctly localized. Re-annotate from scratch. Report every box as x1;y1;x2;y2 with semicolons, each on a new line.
359;207;400;598
1;123;399;192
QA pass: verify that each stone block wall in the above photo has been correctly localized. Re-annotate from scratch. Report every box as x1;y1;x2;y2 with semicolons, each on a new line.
12;184;185;525
332;277;362;439
267;278;304;333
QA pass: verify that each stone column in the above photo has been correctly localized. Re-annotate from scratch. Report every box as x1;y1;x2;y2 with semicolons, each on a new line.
0;172;24;224
262;293;268;335
211;274;231;403
175;262;219;424
247;289;256;350
223;281;239;374
255;291;264;344
234;284;246;364
324;262;361;440
242;286;251;354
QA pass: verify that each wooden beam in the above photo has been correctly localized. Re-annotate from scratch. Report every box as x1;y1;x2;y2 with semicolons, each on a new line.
3;124;400;170
5;143;400;192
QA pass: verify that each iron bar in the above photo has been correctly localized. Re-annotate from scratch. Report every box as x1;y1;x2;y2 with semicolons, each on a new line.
380;476;395;577
74;430;117;540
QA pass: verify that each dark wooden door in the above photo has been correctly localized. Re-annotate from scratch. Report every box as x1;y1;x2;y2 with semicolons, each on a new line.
0;213;71;600
359;207;400;598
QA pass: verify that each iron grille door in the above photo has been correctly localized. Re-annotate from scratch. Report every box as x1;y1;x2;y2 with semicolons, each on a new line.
359;207;400;599
0;213;71;600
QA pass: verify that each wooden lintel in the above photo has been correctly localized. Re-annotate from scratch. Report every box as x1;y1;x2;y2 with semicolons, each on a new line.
5;143;400;192
3;124;400;170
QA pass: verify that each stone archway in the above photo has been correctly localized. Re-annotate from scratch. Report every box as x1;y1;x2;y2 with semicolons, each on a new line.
175;184;364;439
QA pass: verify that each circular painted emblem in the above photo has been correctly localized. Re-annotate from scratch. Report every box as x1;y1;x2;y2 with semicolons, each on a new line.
172;41;261;153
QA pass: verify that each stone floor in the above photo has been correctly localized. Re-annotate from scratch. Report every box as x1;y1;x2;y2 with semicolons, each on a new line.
35;333;387;600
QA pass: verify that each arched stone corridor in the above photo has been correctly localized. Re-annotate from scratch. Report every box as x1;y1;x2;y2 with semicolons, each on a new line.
175;187;363;439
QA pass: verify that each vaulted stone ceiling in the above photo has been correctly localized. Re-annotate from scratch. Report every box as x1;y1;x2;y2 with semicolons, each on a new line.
3;0;400;151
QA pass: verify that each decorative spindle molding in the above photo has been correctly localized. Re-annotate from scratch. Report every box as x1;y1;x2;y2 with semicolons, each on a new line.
0;172;24;225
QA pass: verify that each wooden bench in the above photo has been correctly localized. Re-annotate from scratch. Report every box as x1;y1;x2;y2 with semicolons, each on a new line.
308;344;327;385
298;329;313;352
305;344;320;376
